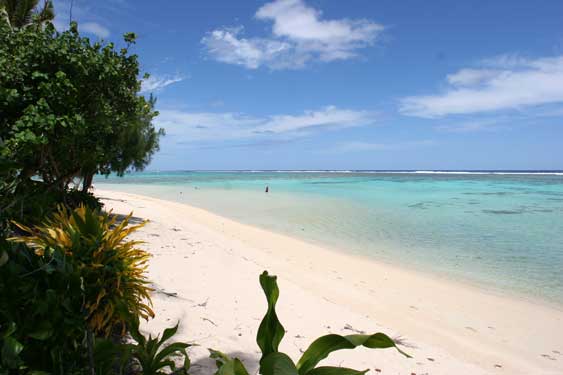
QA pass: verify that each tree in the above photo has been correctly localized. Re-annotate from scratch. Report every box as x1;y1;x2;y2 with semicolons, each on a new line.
0;0;54;29
0;22;163;193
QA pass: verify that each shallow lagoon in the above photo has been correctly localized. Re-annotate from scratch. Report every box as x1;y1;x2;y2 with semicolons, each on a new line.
96;171;563;304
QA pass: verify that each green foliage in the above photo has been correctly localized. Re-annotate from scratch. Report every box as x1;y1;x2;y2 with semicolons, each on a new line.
0;21;163;193
0;240;89;373
210;271;409;375
257;271;285;361
210;349;250;375
0;322;24;372
92;337;131;375
12;205;154;336
127;318;191;375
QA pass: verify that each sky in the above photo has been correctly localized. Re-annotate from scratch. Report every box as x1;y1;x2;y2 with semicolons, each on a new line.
53;0;563;170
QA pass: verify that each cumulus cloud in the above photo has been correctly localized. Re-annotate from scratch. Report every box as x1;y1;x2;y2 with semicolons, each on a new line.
400;55;563;118
140;75;185;93
156;106;377;143
201;0;383;69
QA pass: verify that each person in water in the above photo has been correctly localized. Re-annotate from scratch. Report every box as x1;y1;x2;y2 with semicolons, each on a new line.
265;185;269;193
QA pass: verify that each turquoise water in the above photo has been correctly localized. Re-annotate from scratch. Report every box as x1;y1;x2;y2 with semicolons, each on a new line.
95;171;563;305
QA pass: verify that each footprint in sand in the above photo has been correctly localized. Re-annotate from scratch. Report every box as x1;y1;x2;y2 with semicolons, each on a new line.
541;354;557;361
553;350;561;355
464;326;477;333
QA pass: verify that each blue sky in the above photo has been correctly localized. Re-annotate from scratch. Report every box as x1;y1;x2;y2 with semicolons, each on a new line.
54;0;563;170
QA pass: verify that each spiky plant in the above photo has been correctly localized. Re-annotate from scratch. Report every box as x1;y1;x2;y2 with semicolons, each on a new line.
12;204;155;336
0;0;54;29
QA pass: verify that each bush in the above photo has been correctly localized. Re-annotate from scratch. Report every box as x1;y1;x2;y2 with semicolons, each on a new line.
0;21;162;193
0;240;89;373
12;205;154;337
0;156;103;237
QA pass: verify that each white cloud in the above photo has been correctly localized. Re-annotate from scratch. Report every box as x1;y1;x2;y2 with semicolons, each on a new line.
80;22;110;38
201;0;383;69
433;118;506;133
201;27;291;69
156;106;377;143
140;75;185;93
334;140;435;153
400;55;563;118
446;69;502;86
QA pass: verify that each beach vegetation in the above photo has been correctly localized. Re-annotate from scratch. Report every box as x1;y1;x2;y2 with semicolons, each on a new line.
1;205;154;373
0;239;91;373
210;271;409;375
0;17;162;225
12;204;154;337
126;318;191;375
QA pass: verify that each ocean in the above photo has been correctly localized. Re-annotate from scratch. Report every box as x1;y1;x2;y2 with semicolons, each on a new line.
95;171;563;305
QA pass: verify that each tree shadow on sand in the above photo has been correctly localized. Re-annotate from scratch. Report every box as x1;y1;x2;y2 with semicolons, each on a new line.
108;212;146;226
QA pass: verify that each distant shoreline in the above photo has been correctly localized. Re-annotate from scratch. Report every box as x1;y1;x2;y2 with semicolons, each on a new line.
115;169;563;175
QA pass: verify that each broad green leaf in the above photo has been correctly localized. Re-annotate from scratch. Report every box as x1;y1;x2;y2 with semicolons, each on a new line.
0;250;8;267
1;336;24;362
209;349;250;375
157;322;179;347
306;367;368;375
261;352;299;375
297;333;409;375
257;271;285;360
2;322;17;338
154;342;190;365
28;321;53;340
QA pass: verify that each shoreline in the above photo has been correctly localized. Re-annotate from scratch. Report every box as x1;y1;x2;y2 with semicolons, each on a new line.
96;182;563;310
96;188;563;375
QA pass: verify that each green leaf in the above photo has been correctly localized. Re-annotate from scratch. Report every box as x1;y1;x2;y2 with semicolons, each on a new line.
257;271;285;361
1;337;24;364
153;342;190;365
157;322;179;347
306;367;368;375
0;250;8;267
261;352;299;375
296;333;410;375
209;349;250;375
28;321;53;340
1;322;17;339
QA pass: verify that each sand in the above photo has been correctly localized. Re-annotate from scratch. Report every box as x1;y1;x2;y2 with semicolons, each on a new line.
97;189;563;375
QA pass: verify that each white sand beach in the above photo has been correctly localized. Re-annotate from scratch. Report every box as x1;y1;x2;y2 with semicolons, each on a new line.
97;189;563;375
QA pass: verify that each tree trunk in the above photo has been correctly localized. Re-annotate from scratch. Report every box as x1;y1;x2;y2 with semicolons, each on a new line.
86;329;96;375
82;173;94;193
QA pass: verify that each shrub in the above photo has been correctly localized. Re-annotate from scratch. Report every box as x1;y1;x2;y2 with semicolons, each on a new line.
0;240;88;373
126;318;191;375
0;21;162;193
11;204;154;337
